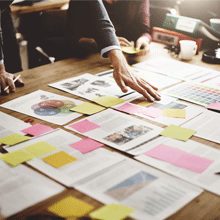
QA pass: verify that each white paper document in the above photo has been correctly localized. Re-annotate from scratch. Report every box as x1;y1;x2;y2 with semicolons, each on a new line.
115;94;204;126
75;159;202;220
66;109;163;152
134;136;220;195
135;57;220;81
0;112;30;138
6;129;125;187
0;90;82;125
49;73;133;101
183;110;220;144
0;161;64;218
132;66;181;90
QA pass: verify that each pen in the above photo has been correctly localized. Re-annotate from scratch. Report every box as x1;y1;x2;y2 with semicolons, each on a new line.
4;74;21;92
214;172;220;175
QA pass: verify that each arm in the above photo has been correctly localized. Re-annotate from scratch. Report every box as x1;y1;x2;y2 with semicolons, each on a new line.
0;2;23;95
135;0;152;50
89;0;160;101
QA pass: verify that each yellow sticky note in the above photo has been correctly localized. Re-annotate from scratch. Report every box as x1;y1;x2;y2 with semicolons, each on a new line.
0;153;3;159
48;196;94;217
24;141;57;157
90;204;133;220
2;150;34;166
0;133;30;146
160;125;196;141
163;108;186;118
93;96;125;107
43;151;76;168
70;102;105;115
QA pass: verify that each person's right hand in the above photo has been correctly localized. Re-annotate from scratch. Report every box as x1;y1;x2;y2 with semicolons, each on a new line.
117;36;132;47
0;64;24;95
108;49;161;102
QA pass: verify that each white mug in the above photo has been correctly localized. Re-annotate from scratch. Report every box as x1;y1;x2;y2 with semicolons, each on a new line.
179;40;197;61
210;18;220;33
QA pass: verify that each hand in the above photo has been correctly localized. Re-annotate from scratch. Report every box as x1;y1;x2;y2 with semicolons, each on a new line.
108;50;161;102
136;36;150;51
117;36;132;47
0;64;24;95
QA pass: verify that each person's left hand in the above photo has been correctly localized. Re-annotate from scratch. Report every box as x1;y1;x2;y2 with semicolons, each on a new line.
108;49;160;102
0;63;24;95
136;36;150;51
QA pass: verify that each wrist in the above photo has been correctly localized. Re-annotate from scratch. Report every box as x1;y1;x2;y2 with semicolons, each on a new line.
108;49;124;61
0;63;5;74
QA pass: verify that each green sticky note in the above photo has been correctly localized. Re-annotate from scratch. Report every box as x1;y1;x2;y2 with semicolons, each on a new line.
163;108;186;118
70;102;105;115
24;141;57;157
48;196;94;217
0;133;30;146
90;204;133;220
93;96;125;107
160;125;196;141
2;150;34;167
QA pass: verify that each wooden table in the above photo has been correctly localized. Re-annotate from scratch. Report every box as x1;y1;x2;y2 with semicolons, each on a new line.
1;43;220;220
11;0;69;15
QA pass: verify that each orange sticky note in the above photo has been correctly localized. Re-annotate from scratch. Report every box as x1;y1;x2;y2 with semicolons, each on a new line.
48;196;94;217
43;151;76;168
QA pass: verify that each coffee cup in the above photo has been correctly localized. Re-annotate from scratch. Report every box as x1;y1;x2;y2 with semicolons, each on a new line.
179;40;197;61
210;18;220;33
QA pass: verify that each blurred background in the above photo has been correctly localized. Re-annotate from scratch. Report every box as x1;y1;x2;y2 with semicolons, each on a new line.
9;0;220;69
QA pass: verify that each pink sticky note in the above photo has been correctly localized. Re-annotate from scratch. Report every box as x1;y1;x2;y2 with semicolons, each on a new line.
145;144;183;163
145;144;213;173
207;102;220;112
117;103;143;114
175;153;213;173
21;123;54;136
70;138;103;154
139;107;162;118
69;119;100;133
